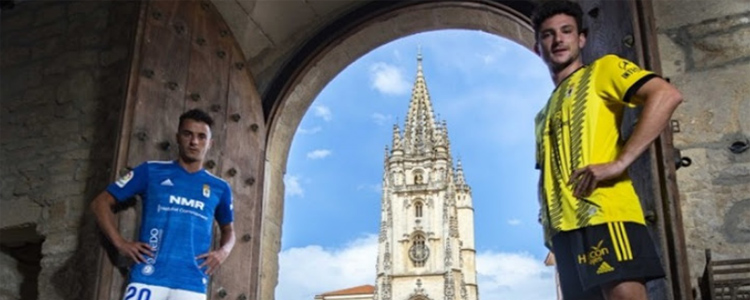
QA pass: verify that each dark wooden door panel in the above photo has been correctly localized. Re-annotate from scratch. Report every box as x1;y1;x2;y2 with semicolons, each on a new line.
209;44;266;300
578;0;666;298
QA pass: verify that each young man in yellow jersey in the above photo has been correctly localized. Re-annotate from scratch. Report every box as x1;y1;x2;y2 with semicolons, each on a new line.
531;1;683;299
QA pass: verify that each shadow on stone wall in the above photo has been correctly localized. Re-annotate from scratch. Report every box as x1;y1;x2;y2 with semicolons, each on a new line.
0;1;143;299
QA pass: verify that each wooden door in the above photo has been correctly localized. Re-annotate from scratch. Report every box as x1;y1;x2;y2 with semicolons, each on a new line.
576;0;692;299
94;1;265;299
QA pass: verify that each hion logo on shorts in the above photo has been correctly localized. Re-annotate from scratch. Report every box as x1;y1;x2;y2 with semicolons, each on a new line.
578;240;610;266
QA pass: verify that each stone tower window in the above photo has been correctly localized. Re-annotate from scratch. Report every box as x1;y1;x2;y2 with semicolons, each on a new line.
415;201;423;218
409;234;429;267
413;169;424;185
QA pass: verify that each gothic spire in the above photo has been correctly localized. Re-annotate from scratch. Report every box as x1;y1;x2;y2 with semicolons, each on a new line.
455;159;466;186
402;50;438;155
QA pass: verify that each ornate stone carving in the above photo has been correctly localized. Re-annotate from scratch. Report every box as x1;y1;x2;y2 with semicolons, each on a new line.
382;275;392;300
379;221;387;242
444;271;455;299
444;237;453;269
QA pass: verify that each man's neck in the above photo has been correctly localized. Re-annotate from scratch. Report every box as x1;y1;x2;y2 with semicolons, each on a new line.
552;60;584;86
178;158;203;173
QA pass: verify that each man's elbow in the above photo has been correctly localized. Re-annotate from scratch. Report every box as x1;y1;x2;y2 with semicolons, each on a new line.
667;88;683;107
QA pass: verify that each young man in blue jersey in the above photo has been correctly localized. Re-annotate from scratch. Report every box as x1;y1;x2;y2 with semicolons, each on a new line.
532;1;683;300
92;109;236;300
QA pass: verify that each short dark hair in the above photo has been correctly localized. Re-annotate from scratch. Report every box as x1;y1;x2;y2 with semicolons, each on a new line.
531;0;585;36
179;109;214;129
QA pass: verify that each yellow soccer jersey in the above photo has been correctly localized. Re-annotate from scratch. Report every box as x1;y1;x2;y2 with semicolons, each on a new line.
535;54;658;239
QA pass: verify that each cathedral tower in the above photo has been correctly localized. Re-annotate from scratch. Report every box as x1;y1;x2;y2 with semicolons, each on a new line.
373;52;478;300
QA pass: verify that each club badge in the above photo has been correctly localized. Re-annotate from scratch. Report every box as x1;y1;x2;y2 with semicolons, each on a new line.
203;184;210;198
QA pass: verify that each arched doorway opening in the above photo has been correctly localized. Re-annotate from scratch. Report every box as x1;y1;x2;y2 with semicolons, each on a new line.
260;1;689;300
262;2;535;299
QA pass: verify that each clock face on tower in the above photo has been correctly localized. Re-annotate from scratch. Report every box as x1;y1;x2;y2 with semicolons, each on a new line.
409;242;430;264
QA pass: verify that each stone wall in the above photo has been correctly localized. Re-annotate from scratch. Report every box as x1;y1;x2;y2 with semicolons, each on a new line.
652;0;750;293
0;250;23;300
0;1;139;299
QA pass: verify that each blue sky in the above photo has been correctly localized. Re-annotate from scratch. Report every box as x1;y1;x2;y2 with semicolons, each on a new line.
276;30;557;300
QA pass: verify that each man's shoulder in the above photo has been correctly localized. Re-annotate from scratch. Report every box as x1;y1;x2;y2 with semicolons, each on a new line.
202;170;232;190
592;54;625;67
138;160;177;174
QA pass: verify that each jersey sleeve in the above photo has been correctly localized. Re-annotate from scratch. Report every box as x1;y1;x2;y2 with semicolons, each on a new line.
106;163;148;202
596;55;658;105
215;182;234;226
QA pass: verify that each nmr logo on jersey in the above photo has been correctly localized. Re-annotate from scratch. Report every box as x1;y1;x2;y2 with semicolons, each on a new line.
169;195;205;210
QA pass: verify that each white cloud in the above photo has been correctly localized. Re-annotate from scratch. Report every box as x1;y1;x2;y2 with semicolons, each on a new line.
371;113;393;126
284;175;304;197
477;251;558;300
298;126;322;134
277;236;557;300
277;234;378;300
314;105;332;121
370;62;411;95
508;218;522;226
307;149;332;160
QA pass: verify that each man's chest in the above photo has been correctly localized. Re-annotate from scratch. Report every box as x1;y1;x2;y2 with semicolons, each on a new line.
146;173;220;214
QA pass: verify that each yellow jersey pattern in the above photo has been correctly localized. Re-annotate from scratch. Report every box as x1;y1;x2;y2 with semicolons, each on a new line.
536;55;657;239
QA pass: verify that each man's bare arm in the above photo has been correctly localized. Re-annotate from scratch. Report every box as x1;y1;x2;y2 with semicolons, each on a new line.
197;223;236;275
570;77;683;197
90;191;153;262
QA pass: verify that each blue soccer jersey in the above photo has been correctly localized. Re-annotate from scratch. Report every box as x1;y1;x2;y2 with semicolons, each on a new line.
107;160;233;293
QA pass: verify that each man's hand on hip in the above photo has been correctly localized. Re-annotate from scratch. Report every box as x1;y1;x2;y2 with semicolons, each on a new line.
569;160;627;198
115;239;153;263
196;248;230;275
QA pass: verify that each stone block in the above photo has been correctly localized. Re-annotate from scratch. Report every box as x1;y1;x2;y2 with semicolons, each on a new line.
668;64;750;147
1;13;32;32
99;47;129;67
0;251;22;300
56;70;95;105
40;232;78;255
656;32;686;76
60;50;99;69
19;23;66;45
0;198;42;229
31;37;64;60
690;25;750;70
68;1;99;16
1;46;30;67
0;63;43;96
653;0;750;30
34;3;66;27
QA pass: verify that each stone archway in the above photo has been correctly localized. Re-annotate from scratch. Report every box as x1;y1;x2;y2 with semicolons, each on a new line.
259;1;691;300
260;2;534;299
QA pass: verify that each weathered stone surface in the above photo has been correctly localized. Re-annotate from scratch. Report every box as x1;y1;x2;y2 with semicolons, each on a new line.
99;47;128;67
34;4;66;26
0;199;43;229
0;251;22;300
653;0;750;30
1;1;138;299
668;63;749;147
690;26;750;70
1;46;31;67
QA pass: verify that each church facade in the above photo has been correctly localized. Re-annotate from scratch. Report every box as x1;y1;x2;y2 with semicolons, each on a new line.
373;54;479;300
